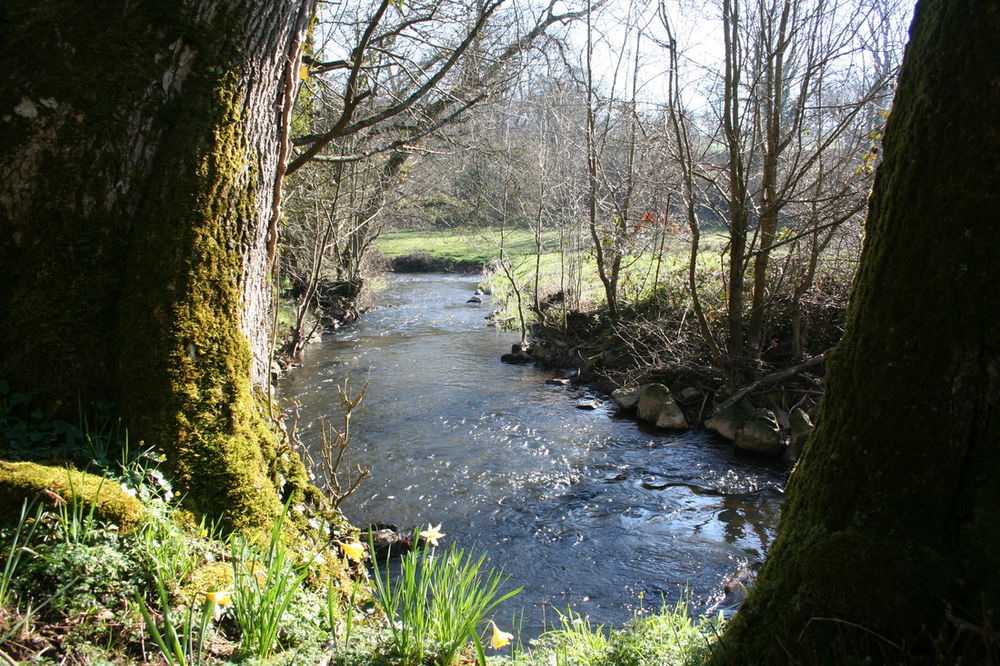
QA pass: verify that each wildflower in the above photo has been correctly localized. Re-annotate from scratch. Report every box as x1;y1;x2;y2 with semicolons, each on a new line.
419;523;445;547
204;590;231;606
338;540;365;563
203;589;231;620
489;621;513;649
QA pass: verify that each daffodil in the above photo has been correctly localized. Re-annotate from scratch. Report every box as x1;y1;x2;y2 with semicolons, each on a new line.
203;590;232;621
338;539;366;563
419;523;445;547
489;621;513;649
204;590;231;606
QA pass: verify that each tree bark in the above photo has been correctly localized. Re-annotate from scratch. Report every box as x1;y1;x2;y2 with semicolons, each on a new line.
0;0;313;531
722;0;750;358
746;0;793;352
715;0;1000;661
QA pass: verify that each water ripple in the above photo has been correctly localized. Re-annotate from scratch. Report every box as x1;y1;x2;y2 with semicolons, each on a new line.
280;273;785;639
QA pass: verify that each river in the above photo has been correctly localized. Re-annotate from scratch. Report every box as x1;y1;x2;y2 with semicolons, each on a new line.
280;273;785;638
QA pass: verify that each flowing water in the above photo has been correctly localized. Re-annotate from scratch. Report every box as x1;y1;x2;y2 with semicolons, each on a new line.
280;273;786;638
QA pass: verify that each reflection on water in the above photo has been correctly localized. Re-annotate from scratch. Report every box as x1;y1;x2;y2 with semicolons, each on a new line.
280;273;786;638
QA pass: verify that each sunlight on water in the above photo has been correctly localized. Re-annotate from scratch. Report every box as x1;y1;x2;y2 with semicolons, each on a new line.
280;273;785;638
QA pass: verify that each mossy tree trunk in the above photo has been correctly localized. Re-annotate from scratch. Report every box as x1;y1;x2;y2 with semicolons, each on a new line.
715;0;999;661
0;0;314;531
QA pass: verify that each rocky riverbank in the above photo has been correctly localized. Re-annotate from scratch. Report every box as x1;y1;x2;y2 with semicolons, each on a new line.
500;309;830;463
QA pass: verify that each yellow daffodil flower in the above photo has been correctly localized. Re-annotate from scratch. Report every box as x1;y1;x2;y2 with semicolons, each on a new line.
204;590;231;606
338;540;366;563
489;621;513;649
419;523;445;547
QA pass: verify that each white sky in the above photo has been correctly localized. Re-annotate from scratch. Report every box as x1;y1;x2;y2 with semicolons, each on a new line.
564;0;914;111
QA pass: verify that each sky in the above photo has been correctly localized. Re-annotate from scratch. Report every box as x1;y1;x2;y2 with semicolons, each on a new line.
564;0;913;110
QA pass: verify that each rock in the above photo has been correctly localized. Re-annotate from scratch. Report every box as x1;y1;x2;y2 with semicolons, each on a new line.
705;397;756;441
655;401;688;429
636;383;688;429
787;408;814;461
612;385;645;410
366;523;414;557
679;387;702;402
772;406;790;430
501;352;531;365
466;295;483;304
546;378;571;386
733;409;784;456
501;342;533;364
636;384;668;421
576;399;602;410
706;560;761;613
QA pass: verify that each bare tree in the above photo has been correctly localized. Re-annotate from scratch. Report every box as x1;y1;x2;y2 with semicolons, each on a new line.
655;0;906;368
277;0;594;359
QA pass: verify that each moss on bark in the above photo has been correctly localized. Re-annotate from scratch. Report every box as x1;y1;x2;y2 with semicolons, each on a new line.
0;0;313;533
714;1;1000;662
0;461;146;531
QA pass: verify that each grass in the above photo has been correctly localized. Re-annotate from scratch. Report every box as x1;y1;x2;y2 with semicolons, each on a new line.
0;501;40;608
376;226;729;318
229;501;311;658
136;568;217;666
498;599;723;666
370;533;522;665
377;228;556;267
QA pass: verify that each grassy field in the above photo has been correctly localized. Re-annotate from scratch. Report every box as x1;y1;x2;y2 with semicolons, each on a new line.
376;226;729;313
376;227;558;266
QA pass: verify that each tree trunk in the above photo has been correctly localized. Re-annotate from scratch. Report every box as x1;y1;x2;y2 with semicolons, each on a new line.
0;0;313;531
722;0;749;358
715;0;1000;661
746;0;792;352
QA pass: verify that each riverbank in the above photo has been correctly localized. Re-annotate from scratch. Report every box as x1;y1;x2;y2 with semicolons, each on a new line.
499;290;842;463
366;226;843;462
0;385;733;665
280;273;785;641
